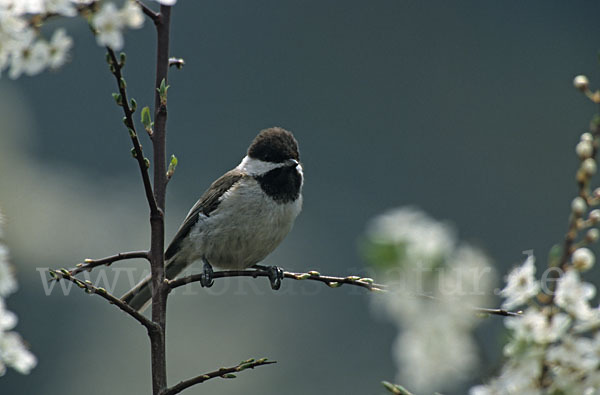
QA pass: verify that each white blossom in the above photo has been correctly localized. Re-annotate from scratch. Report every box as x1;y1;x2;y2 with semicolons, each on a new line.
0;299;16;331
0;246;16;296
394;319;478;392
0;9;29;75
92;1;144;51
0;208;36;375
92;2;124;50
0;0;78;16
9;38;50;79
120;0;144;29
0;0;45;15
368;207;495;393
555;269;595;320
367;207;456;270
44;0;78;17
47;28;73;69
470;349;544;395
500;254;540;309
0;332;36;375
504;307;570;344
546;335;599;393
473;251;600;394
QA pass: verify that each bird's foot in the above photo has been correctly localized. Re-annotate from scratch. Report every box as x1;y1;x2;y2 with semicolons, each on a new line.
253;264;284;290
200;261;214;288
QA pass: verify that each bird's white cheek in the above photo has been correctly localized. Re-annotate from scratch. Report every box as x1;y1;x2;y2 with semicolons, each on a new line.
237;156;280;176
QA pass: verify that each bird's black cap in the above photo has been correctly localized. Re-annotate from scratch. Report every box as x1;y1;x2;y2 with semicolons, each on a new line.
247;127;299;163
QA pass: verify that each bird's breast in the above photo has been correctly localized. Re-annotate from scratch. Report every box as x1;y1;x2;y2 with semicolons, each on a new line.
185;178;302;269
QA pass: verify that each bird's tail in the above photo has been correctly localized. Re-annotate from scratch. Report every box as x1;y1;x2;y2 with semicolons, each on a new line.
121;256;189;312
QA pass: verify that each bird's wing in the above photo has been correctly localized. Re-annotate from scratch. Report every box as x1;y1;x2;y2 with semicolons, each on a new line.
165;169;246;260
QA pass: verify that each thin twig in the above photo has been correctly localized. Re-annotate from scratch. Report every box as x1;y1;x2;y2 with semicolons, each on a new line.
106;47;159;216
547;106;600;300
68;250;149;276
167;268;384;292
160;358;276;395
135;0;160;23
48;269;159;333
473;307;521;317
168;268;520;317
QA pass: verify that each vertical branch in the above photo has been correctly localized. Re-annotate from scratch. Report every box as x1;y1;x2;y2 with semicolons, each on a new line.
149;5;172;395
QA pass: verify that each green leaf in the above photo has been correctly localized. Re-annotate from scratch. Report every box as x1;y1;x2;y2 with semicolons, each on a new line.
141;106;152;130
548;244;563;268
157;78;170;105
360;238;405;270
112;92;122;106
167;154;178;178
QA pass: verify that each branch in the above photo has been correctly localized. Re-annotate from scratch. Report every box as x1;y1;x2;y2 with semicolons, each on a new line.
167;268;384;292
471;306;521;317
135;0;160;23
68;250;149;276
168;268;520;317
160;358;276;395
148;5;172;394
48;269;159;333
106;48;159;216
544;95;600;301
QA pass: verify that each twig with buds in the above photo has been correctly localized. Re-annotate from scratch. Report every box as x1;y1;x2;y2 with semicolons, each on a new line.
168;268;520;317
542;75;600;302
68;250;149;276
48;269;159;333
160;358;276;395
106;47;159;216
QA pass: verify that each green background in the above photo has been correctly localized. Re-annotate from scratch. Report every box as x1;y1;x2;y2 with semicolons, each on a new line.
2;0;600;394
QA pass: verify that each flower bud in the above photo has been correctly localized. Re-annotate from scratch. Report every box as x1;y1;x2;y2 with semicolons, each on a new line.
581;132;594;143
576;141;594;159
582;158;597;176
574;75;590;92
572;197;587;216
586;228;600;243
572;247;595;271
589;209;600;223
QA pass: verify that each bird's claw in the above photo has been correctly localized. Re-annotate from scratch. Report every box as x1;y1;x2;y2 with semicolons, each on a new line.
266;266;284;290
252;264;284;290
200;261;214;288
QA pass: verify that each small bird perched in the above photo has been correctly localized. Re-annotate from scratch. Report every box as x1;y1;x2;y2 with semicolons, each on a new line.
122;127;304;311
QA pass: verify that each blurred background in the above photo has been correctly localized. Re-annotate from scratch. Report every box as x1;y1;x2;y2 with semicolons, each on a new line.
2;0;600;393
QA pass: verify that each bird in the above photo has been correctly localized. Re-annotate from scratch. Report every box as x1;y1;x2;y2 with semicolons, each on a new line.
121;127;304;311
